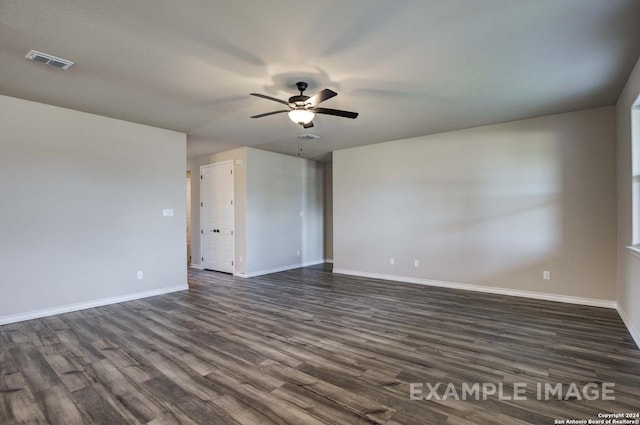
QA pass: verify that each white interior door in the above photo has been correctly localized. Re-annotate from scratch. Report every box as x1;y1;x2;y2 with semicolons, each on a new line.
200;161;235;273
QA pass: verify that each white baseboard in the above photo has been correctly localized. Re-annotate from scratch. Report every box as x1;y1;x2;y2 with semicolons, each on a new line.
0;284;189;326
189;263;204;270
617;306;640;349
303;260;326;267
332;269;617;309
325;259;334;264
627;245;640;259
236;260;325;278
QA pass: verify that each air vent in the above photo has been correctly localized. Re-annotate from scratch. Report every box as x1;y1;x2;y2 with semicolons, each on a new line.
25;50;74;70
298;133;320;140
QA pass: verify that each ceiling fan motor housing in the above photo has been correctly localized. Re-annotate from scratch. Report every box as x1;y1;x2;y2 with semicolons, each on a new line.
288;95;310;105
289;81;310;105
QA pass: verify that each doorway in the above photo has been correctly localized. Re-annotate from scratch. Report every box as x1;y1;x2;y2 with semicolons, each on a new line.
186;171;192;265
200;161;235;273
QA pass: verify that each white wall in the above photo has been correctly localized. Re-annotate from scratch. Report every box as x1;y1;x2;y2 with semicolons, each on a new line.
189;147;324;277
188;147;247;274
303;159;325;264
616;55;640;347
0;95;187;323
333;106;617;303
245;148;324;275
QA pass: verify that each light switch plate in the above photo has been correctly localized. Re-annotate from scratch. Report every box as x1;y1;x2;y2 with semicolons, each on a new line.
163;209;174;217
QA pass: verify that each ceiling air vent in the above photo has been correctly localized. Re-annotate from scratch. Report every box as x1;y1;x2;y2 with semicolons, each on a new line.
25;50;74;70
298;134;320;140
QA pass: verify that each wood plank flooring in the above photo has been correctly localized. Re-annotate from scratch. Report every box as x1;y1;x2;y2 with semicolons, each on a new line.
1;264;639;424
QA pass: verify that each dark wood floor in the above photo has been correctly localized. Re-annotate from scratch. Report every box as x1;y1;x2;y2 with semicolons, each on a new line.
1;264;639;424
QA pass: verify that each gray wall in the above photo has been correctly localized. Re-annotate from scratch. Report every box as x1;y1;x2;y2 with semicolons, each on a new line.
324;162;333;261
333;106;616;301
0;95;187;322
616;55;640;343
245;148;324;275
302;157;325;264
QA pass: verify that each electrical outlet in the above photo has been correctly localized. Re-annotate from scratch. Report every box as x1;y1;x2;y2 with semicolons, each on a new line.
543;271;551;280
137;270;144;280
389;257;395;265
414;260;420;268
297;250;300;256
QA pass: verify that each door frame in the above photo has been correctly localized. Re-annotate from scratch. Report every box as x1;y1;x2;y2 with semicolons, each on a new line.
200;160;235;273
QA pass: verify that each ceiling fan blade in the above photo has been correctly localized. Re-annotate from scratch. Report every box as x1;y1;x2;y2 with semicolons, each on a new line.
306;89;337;107
250;93;290;106
312;107;359;119
250;110;289;118
303;121;314;129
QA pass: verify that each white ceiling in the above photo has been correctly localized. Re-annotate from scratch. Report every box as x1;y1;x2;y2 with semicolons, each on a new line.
2;1;640;161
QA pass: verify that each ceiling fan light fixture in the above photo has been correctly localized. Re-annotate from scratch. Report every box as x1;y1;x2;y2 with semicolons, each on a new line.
251;82;358;127
288;108;315;124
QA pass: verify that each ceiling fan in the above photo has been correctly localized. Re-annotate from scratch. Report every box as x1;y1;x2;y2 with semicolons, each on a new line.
250;82;358;128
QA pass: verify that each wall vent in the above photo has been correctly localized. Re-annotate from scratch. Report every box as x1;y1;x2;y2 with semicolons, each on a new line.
25;50;74;70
